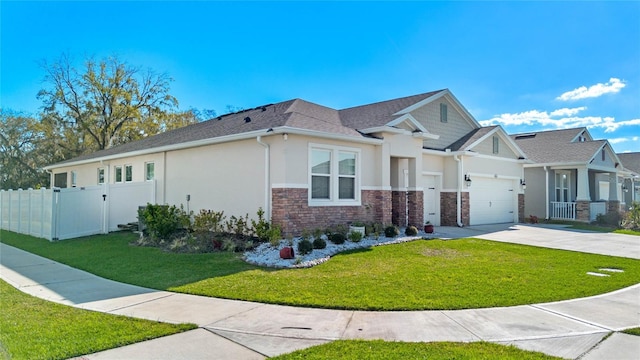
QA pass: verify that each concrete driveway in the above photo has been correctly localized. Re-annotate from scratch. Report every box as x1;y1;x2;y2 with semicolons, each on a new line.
1;224;639;359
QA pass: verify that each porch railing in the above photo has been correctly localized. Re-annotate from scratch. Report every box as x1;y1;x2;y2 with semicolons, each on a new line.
551;201;576;220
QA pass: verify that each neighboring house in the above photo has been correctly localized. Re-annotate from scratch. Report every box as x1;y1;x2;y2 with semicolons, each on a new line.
44;89;528;234
617;152;640;207
512;128;628;222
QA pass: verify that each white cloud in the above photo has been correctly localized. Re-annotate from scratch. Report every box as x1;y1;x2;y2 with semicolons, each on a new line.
556;78;626;101
481;109;638;134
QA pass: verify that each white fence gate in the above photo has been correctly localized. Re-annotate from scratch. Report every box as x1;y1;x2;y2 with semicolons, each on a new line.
0;181;155;241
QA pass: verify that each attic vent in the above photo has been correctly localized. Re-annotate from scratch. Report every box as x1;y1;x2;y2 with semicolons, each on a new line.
515;133;536;140
244;116;251;123
261;106;267;112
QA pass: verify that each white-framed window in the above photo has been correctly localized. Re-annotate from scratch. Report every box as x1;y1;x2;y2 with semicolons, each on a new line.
309;144;360;206
115;166;123;183
493;136;499;154
145;162;155;181
440;103;448;123
97;168;105;184
125;165;133;182
71;171;77;187
555;171;571;202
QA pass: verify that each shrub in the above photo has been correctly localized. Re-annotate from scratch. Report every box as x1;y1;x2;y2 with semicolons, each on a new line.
405;226;418;236
193;209;225;233
384;225;399;238
251;208;270;242
268;225;282;247
348;231;363;243
312;228;324;240
334;224;349;237
297;239;313;255
225;214;250;237
329;233;346;245
312;237;327;249
529;215;539;224
595;211;622;227
622;202;640;230
138;204;188;241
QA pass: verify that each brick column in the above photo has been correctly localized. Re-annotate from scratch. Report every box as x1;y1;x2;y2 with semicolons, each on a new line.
575;200;590;222
407;190;424;227
607;200;621;215
392;191;407;227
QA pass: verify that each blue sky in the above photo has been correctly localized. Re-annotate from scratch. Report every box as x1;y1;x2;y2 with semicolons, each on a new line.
2;1;639;152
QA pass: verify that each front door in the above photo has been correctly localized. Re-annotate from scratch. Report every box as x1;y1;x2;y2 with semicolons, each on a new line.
423;175;438;225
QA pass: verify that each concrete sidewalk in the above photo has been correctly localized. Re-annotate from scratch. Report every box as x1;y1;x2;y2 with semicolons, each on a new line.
1;225;639;359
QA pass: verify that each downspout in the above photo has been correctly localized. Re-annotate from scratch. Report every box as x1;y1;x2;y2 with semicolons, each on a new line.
453;155;464;227
544;166;549;220
256;136;271;220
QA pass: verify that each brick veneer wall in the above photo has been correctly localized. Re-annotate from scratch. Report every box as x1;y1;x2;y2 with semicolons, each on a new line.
407;191;424;227
440;191;469;226
518;194;525;223
607;200;621;214
575;200;590;222
272;188;392;236
392;191;407;227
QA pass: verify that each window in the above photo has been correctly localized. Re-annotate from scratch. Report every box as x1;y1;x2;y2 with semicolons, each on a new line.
601;149;605;161
54;173;67;188
97;168;105;184
145;162;155;181
71;171;77;187
125;165;133;182
440;103;447;123
309;145;360;205
493;136;499;154
555;172;570;202
115;166;123;183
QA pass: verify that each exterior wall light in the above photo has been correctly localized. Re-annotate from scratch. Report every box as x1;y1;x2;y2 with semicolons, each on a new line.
464;174;472;188
520;179;527;190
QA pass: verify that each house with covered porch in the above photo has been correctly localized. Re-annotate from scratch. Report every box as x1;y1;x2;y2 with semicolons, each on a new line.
512;128;627;222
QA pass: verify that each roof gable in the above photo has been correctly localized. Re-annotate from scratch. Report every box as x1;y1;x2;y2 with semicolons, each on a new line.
618;152;640;174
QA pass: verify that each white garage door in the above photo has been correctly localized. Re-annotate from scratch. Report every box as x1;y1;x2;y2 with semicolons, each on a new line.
470;178;516;225
423;175;438;225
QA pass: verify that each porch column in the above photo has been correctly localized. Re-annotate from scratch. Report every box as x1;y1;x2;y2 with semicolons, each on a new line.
608;172;620;214
575;167;590;222
407;157;424;227
576;167;590;201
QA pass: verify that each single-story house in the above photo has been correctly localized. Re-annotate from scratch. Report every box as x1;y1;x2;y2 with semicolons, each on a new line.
512;127;632;222
617;152;640;207
44;89;528;234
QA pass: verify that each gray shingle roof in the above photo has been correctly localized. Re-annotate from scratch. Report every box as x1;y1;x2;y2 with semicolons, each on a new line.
446;126;497;151
339;90;445;129
50;91;449;167
511;128;605;164
618;152;640;174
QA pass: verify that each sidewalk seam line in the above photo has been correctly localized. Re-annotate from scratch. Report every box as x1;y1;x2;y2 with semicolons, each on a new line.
529;305;615;331
439;311;484;341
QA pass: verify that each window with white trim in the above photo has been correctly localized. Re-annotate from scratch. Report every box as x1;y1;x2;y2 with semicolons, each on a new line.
309;145;360;205
125;165;133;182
71;171;77;187
145;162;155;181
115;166;123;183
493;136;499;154
440;103;448;123
97;168;105;184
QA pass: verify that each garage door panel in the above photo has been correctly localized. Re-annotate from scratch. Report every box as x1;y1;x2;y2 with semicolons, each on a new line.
470;178;516;225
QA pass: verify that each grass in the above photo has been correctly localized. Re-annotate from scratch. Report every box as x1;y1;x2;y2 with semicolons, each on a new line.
2;230;640;310
623;327;640;336
0;280;196;360
271;340;561;360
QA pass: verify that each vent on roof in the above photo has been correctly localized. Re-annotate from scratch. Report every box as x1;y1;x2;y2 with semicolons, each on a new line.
261;106;267;112
244;116;251;123
515;133;536;140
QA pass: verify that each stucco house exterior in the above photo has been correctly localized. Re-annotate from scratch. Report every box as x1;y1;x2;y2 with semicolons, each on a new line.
617;152;640;207
44;89;528;234
512;128;635;222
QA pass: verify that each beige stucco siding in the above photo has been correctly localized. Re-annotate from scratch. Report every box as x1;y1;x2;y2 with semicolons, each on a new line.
411;97;476;150
466;156;523;180
270;134;381;187
164;139;266;218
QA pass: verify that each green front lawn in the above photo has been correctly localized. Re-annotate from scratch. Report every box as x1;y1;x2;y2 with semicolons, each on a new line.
2;230;639;310
0;280;196;360
272;340;560;360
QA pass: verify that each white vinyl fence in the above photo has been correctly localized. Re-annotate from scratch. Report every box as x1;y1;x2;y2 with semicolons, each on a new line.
0;181;155;241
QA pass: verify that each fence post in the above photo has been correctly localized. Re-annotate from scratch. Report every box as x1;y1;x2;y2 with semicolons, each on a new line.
102;183;109;234
52;188;60;241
